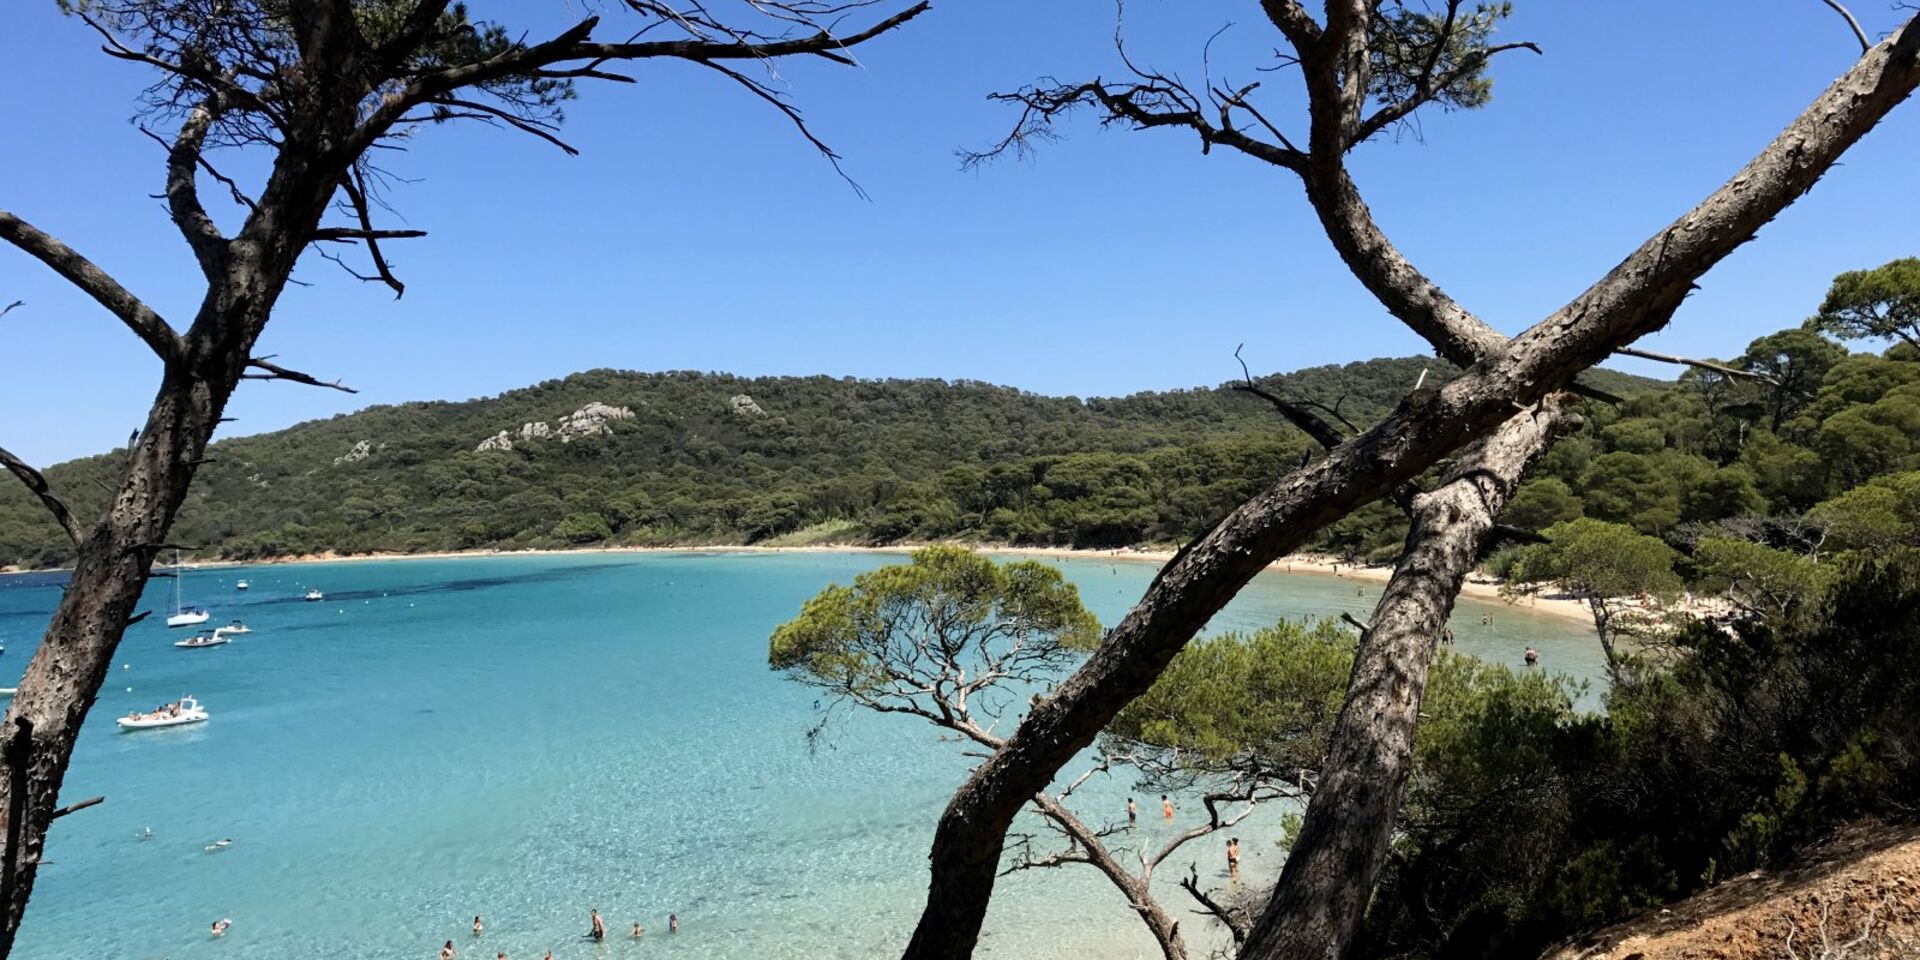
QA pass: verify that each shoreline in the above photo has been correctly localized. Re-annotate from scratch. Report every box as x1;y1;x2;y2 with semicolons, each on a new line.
130;541;1605;628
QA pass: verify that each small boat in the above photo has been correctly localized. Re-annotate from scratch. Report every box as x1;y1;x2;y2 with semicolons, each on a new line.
235;579;250;591
213;620;251;637
166;550;212;628
174;633;229;649
304;589;325;602
116;696;208;730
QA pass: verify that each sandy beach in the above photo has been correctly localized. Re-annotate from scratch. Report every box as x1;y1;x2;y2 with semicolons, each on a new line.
160;541;1606;627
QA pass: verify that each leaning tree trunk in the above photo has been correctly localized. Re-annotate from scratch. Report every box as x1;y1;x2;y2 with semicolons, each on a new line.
0;361;239;952
899;23;1920;958
1237;398;1573;960
0;147;340;955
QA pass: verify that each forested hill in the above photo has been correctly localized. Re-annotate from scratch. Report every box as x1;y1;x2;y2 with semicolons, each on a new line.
1;359;1664;568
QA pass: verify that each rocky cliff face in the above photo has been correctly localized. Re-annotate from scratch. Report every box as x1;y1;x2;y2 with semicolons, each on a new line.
474;402;635;452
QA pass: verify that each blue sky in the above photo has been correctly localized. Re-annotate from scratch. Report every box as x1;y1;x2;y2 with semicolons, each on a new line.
3;1;1917;465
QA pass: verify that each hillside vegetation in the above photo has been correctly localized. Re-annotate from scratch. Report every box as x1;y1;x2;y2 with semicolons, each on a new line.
0;359;1660;568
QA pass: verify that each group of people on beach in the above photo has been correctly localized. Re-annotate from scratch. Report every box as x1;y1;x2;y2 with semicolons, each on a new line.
440;910;678;958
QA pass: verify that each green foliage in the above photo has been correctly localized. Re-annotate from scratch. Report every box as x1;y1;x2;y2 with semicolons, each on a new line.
1811;256;1920;350
1808;469;1920;551
1689;537;1833;620
768;546;1100;697
1503;477;1582;532
0;359;1668;569
1511;518;1682;602
1367;2;1516;119
1359;552;1920;959
1107;619;1355;769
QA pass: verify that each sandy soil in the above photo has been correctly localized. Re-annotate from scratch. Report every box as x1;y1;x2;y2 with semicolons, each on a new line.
1544;821;1920;960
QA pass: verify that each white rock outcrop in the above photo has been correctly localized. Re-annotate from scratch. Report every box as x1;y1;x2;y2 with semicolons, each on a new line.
729;394;767;417
333;440;372;465
474;402;634;451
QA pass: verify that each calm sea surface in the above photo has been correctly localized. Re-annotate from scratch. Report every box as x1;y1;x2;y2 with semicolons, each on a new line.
0;552;1599;959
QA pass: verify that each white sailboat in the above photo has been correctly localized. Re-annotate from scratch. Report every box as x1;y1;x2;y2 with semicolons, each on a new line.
165;551;210;629
304;588;325;602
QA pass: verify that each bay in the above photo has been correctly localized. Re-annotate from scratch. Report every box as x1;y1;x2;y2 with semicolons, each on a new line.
0;551;1599;959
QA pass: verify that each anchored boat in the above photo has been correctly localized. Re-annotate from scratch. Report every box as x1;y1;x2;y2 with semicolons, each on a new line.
117;696;208;730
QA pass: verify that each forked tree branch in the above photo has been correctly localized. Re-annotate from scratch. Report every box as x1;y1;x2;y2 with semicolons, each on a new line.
345;3;934;163
1233;344;1347;449
0;448;81;546
242;357;358;394
0;209;183;364
1181;863;1250;942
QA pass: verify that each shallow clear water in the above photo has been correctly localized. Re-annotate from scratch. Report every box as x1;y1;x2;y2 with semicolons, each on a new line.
0;552;1598;959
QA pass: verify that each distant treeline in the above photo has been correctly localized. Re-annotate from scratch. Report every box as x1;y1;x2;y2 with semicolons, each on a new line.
1;331;1913;570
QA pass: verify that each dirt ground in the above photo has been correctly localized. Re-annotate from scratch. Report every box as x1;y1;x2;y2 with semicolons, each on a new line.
1543;822;1920;960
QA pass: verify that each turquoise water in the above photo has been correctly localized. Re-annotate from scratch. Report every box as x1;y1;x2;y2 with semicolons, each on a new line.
0;552;1599;959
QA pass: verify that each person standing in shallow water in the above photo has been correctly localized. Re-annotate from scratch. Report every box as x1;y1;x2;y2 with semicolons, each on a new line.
472;916;483;938
589;908;606;942
1127;797;1137;825
669;913;679;934
1161;795;1174;821
1524;646;1539;667
440;940;456;960
1227;837;1241;880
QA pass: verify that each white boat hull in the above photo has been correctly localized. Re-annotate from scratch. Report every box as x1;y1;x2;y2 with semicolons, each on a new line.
116;711;208;730
174;636;230;649
166;611;210;629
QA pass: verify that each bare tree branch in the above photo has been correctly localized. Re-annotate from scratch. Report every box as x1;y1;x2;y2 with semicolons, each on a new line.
335;170;406;298
1615;345;1779;385
1821;0;1874;54
241;357;358;394
0;210;183;364
1233;344;1347;449
1181;863;1250;943
46;797;103;821
0;448;81;546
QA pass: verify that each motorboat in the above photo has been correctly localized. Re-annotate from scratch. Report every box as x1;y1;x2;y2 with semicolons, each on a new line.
235;579;250;591
165;550;212;628
174;633;230;649
213;620;251;637
116;696;208;730
304;589;325;602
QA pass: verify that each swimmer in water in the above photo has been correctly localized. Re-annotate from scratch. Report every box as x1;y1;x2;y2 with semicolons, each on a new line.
1127;797;1137;825
1524;646;1539;667
440;940;456;960
669;914;679;934
473;915;484;937
139;826;153;841
211;919;231;938
632;923;645;939
589;908;606;942
204;838;232;852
